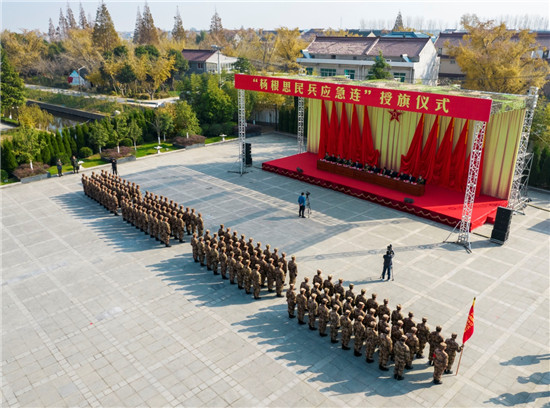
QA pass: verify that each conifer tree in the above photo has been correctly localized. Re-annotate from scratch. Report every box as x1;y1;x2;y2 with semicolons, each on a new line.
370;51;393;79
48;18;57;41
210;10;223;33
0;49;25;118
66;3;78;29
79;2;89;29
133;7;142;44
172;7;186;42
58;8;69;39
92;1;120;52
393;11;404;31
139;3;159;45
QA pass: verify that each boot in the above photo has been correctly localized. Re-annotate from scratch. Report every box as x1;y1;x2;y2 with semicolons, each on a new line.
298;320;306;325
354;350;361;357
379;365;389;371
331;339;338;344
433;379;442;385
342;345;350;350
366;358;374;363
320;333;327;337
397;375;404;381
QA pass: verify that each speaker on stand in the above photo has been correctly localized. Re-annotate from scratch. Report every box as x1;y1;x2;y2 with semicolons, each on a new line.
490;206;513;244
244;143;252;166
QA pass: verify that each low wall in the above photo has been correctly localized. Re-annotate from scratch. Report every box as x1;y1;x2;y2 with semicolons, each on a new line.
26;100;106;121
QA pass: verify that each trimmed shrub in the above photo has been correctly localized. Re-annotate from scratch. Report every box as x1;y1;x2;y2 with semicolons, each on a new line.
79;147;93;158
172;135;206;147
1;169;9;182
13;162;50;179
120;138;133;147
100;146;134;160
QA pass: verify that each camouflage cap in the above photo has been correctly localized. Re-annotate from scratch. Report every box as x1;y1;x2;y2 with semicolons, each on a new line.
409;312;414;317
401;335;407;342
439;342;447;348
422;317;427;322
436;325;442;331
451;333;457;338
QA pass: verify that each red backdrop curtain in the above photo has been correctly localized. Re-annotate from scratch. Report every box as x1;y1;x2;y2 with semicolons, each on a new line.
432;118;455;187
317;101;329;158
449;120;469;190
417;116;440;182
362;107;380;166
399;114;424;176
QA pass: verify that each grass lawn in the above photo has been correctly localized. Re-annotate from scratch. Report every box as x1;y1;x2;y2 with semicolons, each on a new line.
1;177;19;186
135;142;180;158
205;135;237;144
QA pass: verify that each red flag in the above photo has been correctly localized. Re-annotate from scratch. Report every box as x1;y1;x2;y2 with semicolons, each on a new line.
362;106;380;166
337;103;350;159
318;101;329;158
349;105;362;162
328;102;339;155
462;298;476;344
399;114;424;176
417;116;440;182
432;118;455;187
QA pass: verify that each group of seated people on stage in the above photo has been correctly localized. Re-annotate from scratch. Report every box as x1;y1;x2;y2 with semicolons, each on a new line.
322;154;426;185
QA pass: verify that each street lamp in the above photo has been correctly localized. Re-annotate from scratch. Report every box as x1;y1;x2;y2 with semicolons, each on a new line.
211;45;222;86
77;66;86;94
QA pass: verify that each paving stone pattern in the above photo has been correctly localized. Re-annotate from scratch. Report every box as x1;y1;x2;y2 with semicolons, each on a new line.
2;134;549;407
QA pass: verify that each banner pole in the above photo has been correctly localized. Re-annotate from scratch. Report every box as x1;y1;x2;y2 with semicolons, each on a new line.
455;346;464;376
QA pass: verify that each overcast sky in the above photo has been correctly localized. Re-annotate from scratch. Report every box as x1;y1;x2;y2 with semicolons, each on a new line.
1;0;549;33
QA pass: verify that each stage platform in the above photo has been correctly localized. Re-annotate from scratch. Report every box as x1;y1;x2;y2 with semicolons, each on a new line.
262;153;508;231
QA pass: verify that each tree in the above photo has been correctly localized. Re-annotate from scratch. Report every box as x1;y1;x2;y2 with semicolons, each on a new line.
48;18;57;42
58;8;69;39
171;101;201;136
449;16;550;94
530;97;550;150
12;127;46;170
209;10;226;46
393;11;405;31
0;49;25;118
136;3;159;45
115;62;137;96
172;7;186;43
167;49;188;89
89;120;109;153
1;30;47;77
151;108;174;142
112;116;129;153
17;104;53;130
1;140;18;174
66;4;78;29
133;7;143;44
198;75;233;124
370;51;393;79
92;2;120;53
127;118;143;150
233;57;255;74
79;2;89;29
274;27;307;72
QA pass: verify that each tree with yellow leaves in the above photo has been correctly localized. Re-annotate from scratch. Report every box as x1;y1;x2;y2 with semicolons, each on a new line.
448;15;550;94
274;27;308;72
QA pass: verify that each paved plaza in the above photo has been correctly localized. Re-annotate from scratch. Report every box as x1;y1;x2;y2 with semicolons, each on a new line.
2;134;549;407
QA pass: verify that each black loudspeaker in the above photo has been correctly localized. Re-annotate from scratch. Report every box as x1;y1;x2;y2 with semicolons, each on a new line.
493;206;513;230
297;167;303;174
404;197;414;204
490;206;513;244
244;143;252;166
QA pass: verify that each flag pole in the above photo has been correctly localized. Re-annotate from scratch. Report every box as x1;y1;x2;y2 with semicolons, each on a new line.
455;346;464;376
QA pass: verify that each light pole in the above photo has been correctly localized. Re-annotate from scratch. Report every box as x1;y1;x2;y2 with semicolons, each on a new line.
211;45;222;86
77;66;86;94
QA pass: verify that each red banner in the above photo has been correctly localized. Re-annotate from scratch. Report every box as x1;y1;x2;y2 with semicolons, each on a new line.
235;74;492;122
462;298;476;344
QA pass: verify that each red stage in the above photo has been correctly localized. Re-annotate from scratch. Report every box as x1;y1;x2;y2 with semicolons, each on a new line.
263;153;507;231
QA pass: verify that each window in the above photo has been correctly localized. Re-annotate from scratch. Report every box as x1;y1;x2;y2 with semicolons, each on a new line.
393;73;406;82
197;62;204;69
306;67;313;75
344;69;355;79
331;55;336;59
320;68;336;77
450;60;456;64
438;47;443;55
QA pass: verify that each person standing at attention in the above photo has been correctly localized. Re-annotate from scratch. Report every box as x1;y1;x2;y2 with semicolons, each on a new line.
298;192;306;218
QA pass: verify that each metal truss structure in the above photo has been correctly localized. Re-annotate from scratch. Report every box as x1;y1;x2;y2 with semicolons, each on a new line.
238;89;246;175
456;120;487;252
297;97;305;153
508;87;539;212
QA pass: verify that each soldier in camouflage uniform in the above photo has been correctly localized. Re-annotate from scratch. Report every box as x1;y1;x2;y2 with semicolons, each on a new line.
318;298;330;337
428;326;444;366
345;284;356;306
329;305;340;343
365;321;378;363
236;256;245;289
323;275;334;296
176;213;185;242
219;247;228;279
378;298;391;319
433;342;448;384
286;284;296;317
416;317;430;358
288;255;298;285
332;293;344;316
308;293;318;330
403;311;416;334
196;213;204;237
243;259;252;295
334;278;345;299
391;304;404;326
296;288;307;325
340;310;353;350
394;335;409;380
355;289;368;309
252;265;262;300
444;333;463;374
313;269;323;287
275;262;285;297
228;253;238;285
366;293;378;314
405;327;419;369
391;320;405;361
267;259;276;293
378;330;393;371
353;315;366;357
300;277;311;299
210;244;219;275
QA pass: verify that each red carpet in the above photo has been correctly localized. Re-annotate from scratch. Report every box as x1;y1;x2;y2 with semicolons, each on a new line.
263;153;507;231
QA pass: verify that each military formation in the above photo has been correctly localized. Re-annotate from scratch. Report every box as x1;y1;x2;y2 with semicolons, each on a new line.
190;224;298;300
287;269;463;384
82;171;205;248
82;170;462;386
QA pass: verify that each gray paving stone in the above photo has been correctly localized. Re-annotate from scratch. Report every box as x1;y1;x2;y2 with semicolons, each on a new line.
2;134;549;407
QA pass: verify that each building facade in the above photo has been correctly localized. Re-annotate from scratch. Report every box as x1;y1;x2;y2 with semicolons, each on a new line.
297;36;440;85
181;49;238;75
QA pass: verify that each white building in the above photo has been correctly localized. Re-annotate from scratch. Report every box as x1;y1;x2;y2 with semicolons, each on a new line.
297;36;440;85
182;49;238;75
